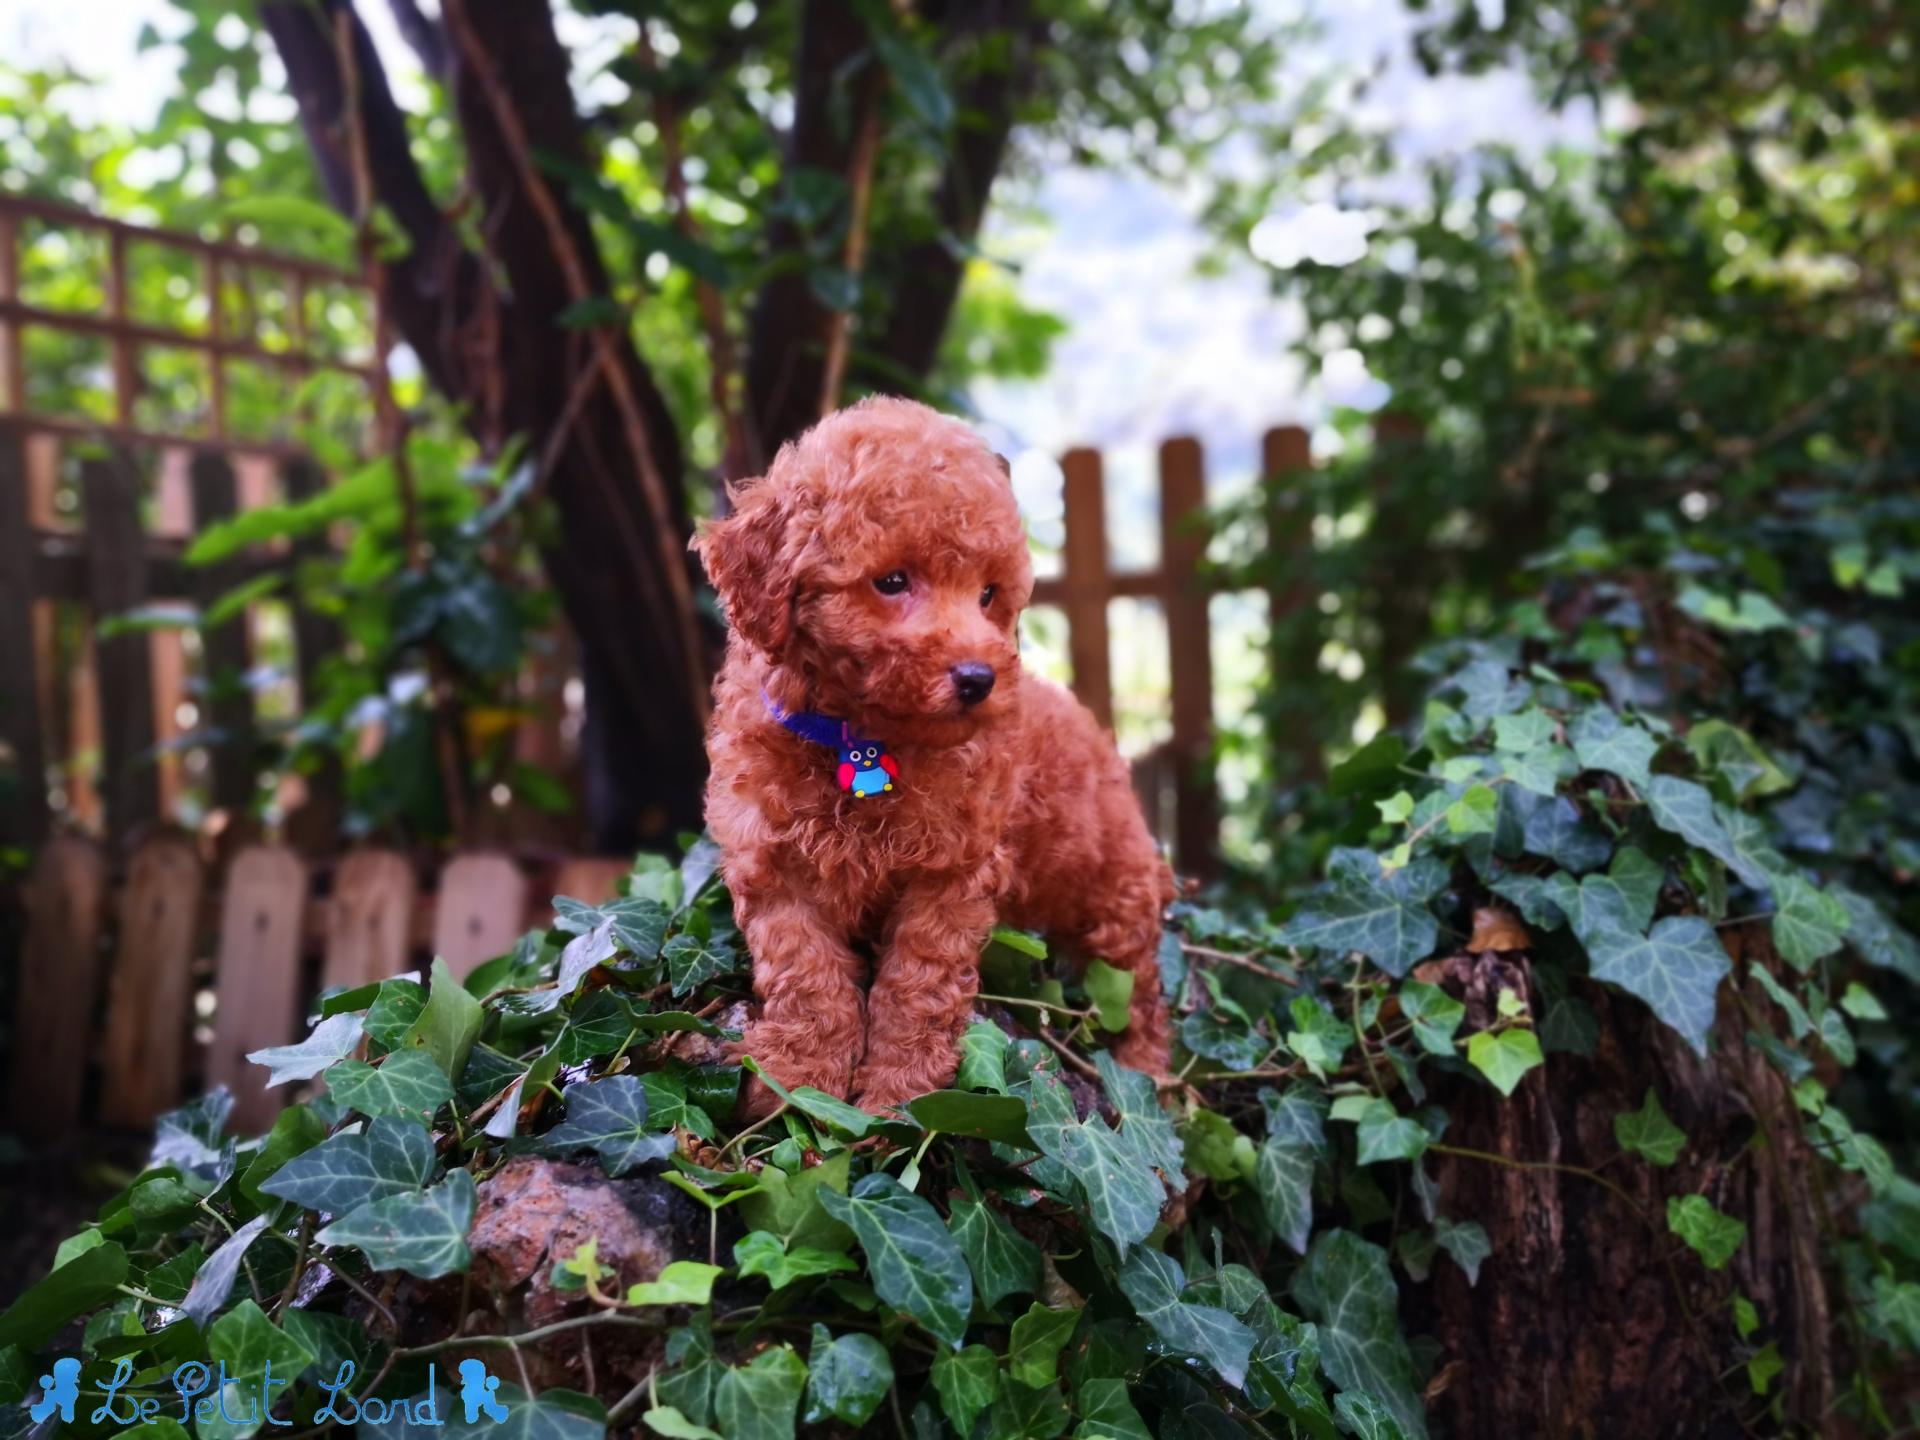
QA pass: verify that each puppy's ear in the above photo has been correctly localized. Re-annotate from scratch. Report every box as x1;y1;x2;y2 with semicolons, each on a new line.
694;482;794;658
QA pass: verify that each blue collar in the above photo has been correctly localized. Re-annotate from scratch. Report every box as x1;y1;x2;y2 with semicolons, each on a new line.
760;687;900;794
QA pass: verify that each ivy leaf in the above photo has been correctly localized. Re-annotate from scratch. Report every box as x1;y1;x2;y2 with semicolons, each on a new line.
1445;782;1502;834
639;1408;719;1440
1335;1391;1411;1440
1261;1082;1330;1154
931;1346;998;1436
1667;1195;1747;1270
1493;707;1556;751
555;919;618;1001
1276;848;1447;977
906;1090;1034;1147
1095;1051;1186;1190
1645;777;1771;888
626;1261;723;1306
1518;792;1612;874
541;1076;676;1176
249;1013;366;1088
1770;875;1849;970
1254;1139;1315;1254
1286;995;1354;1079
1083;960;1136;1032
1453;659;1528;718
663;932;738;996
0;1240;128;1348
239;1105;329;1205
986;1375;1070;1439
363;979;426;1051
1684;720;1790;801
1070;1378;1154;1440
1049;1113;1166;1259
259;1115;437;1215
326;1050;456;1121
947;1196;1042;1310
712;1346;807;1440
821;1173;972;1349
1293;1230;1427;1439
1570;708;1660;789
657;1314;720;1427
956;1021;1010;1093
1584;916;1731;1056
805;1325;892;1428
180;1215;270;1328
1354;1099;1431;1162
1433;1218;1490;1286
1118;1246;1255;1389
400;957;485;1081
1833;886;1920;983
1465;1029;1543;1097
206;1300;316;1426
1398;981;1464;1058
1545;846;1662;941
1007;1303;1080;1387
1613;1089;1685;1166
735;1231;857;1291
1022;1070;1163;1257
790;1086;875;1138
315;1169;476;1279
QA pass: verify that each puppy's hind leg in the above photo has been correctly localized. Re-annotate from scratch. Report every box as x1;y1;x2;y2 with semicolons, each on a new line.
731;883;867;1119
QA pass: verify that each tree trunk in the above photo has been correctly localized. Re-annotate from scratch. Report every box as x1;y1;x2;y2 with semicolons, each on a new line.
1420;948;1831;1437
263;0;709;851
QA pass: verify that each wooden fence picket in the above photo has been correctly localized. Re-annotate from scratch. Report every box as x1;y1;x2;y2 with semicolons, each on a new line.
99;831;205;1129
5;835;108;1138
1160;437;1217;878
321;849;418;992
206;845;308;1134
432;853;530;977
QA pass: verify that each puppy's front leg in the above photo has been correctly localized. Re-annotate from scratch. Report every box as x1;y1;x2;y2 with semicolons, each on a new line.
732;881;867;1118
850;878;996;1112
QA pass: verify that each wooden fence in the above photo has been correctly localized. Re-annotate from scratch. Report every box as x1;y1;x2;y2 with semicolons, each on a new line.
7;832;637;1138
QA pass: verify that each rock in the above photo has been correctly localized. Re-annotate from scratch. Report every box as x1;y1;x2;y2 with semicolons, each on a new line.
468;1158;708;1327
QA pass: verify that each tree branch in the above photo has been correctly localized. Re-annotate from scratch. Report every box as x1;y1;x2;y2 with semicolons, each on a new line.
868;1;1035;384
744;0;874;460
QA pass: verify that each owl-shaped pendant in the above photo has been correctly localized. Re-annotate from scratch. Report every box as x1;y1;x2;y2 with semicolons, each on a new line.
838;740;900;797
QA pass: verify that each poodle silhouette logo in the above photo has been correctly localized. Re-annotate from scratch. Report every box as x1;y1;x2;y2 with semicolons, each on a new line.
26;1353;516;1430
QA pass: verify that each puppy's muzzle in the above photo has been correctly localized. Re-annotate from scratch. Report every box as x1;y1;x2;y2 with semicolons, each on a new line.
951;662;996;707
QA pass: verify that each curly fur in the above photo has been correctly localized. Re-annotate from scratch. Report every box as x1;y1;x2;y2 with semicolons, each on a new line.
696;396;1174;1113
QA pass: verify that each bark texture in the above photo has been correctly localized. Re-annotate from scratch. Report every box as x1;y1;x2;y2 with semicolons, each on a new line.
1420;944;1831;1437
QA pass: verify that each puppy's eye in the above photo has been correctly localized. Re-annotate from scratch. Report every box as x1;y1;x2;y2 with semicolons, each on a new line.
873;570;909;595
980;584;997;609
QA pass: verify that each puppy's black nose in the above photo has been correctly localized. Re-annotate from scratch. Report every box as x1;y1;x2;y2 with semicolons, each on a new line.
952;662;996;707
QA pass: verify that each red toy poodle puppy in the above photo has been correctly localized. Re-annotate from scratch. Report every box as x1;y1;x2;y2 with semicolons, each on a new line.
697;396;1173;1114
